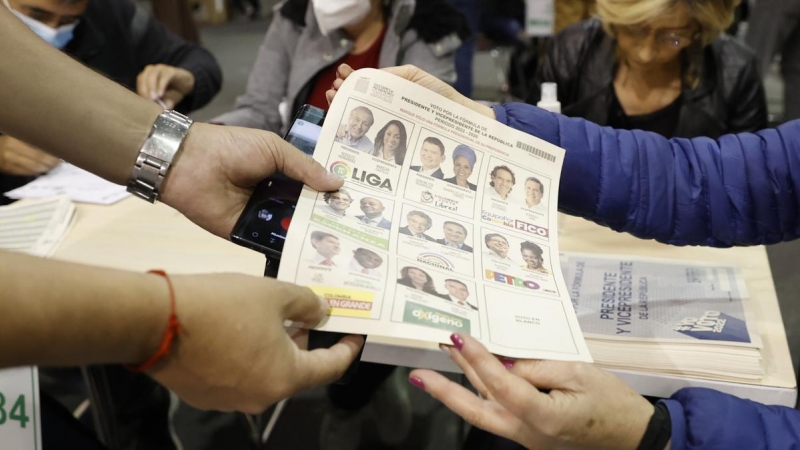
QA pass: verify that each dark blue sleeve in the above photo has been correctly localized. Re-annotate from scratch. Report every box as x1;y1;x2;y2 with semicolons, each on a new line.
493;103;800;247
662;388;800;450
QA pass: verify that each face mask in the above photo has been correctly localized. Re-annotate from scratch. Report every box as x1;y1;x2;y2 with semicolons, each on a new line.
311;0;371;36
3;0;78;49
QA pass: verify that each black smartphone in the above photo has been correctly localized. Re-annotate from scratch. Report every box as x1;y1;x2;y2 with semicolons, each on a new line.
232;104;364;384
230;105;326;258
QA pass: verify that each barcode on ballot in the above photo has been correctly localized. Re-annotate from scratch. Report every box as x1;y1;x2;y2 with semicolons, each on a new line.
516;141;556;162
355;78;370;94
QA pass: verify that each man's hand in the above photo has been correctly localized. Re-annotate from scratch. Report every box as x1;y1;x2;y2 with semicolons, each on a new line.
145;273;363;413
410;333;655;450
0;135;59;176
160;122;344;238
136;64;196;110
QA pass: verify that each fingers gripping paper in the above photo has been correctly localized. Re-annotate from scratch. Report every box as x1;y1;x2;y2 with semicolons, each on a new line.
277;69;591;361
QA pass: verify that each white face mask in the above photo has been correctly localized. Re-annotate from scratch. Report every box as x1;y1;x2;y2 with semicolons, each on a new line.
3;0;79;49
311;0;372;36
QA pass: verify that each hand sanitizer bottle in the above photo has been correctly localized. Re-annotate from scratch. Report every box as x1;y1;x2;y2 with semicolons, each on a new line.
536;83;566;231
537;82;561;113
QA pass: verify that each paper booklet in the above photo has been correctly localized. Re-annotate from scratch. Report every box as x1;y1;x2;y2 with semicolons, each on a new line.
561;253;763;381
0;196;75;257
278;68;591;362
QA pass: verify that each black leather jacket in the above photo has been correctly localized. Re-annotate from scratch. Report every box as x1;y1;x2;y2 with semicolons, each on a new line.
528;19;768;138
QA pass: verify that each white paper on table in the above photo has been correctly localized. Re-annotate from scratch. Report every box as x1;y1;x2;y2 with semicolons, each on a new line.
0;196;75;257
5;162;129;205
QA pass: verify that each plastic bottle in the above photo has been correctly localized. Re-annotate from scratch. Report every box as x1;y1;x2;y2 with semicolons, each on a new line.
536;82;566;232
537;82;561;113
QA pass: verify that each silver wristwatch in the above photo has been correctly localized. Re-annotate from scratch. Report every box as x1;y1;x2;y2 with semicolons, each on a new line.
127;110;193;203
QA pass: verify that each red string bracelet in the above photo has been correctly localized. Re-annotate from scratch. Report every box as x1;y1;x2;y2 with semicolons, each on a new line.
127;269;182;372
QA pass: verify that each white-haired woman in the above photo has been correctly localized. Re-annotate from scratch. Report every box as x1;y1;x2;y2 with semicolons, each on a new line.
530;0;766;139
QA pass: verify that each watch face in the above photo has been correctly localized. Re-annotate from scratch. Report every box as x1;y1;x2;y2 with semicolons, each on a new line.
146;112;192;161
129;112;193;201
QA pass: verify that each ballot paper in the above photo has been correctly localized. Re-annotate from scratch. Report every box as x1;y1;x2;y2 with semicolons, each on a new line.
5;162;129;205
278;68;591;361
0;196;75;257
562;253;764;381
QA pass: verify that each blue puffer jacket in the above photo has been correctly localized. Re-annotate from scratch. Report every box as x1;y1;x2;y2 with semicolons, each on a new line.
494;103;800;247
493;103;800;448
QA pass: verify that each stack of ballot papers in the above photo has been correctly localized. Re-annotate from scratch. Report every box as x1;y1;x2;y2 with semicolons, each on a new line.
561;253;764;382
4;162;129;205
0;196;75;257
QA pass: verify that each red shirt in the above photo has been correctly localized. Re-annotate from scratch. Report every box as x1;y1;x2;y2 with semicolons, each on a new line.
306;26;388;110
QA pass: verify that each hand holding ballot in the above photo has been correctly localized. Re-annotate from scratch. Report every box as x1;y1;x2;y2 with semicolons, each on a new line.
324;64;659;450
409;333;656;450
148;273;365;413
160;122;345;238
305;66;581;355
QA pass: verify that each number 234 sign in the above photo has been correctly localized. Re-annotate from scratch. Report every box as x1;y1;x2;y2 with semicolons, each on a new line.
0;367;41;450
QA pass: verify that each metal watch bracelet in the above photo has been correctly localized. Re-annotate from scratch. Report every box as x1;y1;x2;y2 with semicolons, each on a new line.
127;110;193;203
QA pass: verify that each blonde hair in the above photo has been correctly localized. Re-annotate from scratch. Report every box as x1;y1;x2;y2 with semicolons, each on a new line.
597;0;739;46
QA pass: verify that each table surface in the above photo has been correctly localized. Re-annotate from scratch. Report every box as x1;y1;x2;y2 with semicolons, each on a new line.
52;199;798;406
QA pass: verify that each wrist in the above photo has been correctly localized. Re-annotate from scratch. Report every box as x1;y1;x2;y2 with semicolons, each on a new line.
127;110;193;203
133;272;174;365
158;122;210;212
129;271;182;371
635;402;671;450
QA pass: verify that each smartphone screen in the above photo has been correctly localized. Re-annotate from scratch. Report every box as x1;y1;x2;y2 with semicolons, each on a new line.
230;105;325;257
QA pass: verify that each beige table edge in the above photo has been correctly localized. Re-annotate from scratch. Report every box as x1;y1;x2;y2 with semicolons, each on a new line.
52;200;798;406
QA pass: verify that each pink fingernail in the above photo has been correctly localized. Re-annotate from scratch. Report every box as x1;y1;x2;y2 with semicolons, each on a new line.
408;376;425;389
502;359;516;370
450;333;464;350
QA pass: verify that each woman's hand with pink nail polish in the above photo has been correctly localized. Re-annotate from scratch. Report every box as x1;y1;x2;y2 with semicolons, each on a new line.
410;334;654;450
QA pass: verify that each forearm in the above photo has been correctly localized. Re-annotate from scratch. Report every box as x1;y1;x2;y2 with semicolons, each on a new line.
0;250;166;368
494;102;800;246
0;8;161;184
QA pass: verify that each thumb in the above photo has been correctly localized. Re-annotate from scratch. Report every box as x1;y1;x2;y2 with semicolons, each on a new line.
293;335;365;391
268;136;344;192
277;282;330;326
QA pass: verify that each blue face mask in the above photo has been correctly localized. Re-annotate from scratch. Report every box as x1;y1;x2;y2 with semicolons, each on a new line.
3;0;79;49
